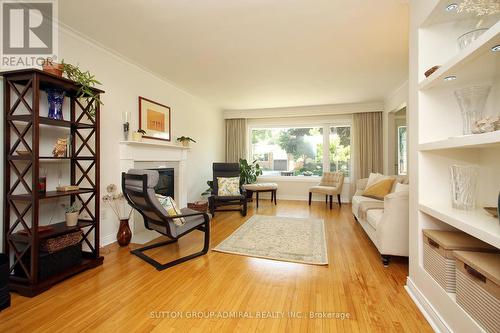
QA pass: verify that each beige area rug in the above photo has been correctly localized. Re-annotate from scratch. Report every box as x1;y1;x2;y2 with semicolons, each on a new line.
213;215;328;265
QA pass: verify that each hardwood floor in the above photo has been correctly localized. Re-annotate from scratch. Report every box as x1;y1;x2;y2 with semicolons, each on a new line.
0;201;432;332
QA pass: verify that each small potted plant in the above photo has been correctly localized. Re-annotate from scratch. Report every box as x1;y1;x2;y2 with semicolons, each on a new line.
132;129;146;142
61;61;103;120
63;200;82;227
176;136;196;147
41;60;103;120
42;58;64;76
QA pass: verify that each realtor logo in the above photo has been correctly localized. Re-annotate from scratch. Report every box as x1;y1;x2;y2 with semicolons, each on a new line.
1;0;58;69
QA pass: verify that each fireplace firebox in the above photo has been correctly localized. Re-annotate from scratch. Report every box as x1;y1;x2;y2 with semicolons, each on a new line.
150;168;174;198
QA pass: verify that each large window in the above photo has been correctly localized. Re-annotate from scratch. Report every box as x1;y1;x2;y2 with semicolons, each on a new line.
329;126;351;176
250;125;351;177
398;126;407;175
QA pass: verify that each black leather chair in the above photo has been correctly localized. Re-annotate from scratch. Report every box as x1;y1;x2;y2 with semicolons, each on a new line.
122;169;210;270
208;163;247;217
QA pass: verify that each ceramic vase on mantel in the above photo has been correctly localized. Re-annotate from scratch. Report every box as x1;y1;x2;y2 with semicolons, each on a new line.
117;219;132;246
450;165;478;210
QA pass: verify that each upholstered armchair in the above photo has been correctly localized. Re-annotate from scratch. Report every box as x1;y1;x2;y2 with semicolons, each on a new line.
122;169;210;270
208;163;247;216
308;171;345;209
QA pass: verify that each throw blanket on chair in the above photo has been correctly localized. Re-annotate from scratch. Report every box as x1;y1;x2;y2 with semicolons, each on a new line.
358;201;385;220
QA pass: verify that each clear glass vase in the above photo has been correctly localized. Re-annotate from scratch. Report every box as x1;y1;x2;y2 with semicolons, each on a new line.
454;86;491;135
450;165;478;210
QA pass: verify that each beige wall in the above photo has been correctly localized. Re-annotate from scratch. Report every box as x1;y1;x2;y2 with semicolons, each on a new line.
0;25;225;247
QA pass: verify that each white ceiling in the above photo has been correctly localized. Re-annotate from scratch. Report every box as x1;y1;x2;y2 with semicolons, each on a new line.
59;0;409;110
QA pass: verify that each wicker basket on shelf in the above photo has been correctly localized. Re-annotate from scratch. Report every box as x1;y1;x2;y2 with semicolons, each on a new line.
40;231;82;253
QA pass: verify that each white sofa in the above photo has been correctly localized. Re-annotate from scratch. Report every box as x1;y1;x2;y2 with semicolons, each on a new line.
351;176;409;266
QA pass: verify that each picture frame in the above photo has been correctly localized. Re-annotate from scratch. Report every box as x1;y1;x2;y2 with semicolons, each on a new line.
138;96;171;141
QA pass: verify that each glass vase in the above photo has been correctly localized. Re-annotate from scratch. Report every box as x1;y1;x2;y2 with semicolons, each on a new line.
450;165;478;210
47;88;65;120
454;86;491;135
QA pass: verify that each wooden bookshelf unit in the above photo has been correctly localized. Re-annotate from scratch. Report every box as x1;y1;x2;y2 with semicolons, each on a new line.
2;69;104;297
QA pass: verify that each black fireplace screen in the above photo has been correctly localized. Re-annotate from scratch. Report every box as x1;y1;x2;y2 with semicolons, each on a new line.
150;168;174;198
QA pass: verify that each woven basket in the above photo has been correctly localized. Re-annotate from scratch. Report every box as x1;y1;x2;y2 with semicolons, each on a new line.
41;231;82;253
187;201;208;212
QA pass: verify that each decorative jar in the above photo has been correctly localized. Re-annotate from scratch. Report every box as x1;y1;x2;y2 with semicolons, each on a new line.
454;86;491;135
450;165;478;210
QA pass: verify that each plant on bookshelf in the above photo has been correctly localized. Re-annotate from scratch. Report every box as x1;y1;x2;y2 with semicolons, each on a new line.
63;200;82;227
61;61;103;119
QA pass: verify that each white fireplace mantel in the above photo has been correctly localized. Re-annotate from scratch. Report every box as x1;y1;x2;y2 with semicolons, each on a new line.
119;140;190;243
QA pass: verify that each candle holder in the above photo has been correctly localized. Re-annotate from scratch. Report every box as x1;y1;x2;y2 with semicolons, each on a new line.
123;111;130;141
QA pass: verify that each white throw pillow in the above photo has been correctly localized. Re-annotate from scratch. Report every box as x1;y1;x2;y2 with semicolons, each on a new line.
366;173;383;188
217;177;241;196
156;194;186;226
366;173;393;188
394;183;409;192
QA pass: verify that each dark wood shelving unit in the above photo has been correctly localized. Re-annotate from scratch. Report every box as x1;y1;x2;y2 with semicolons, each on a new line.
2;68;104;297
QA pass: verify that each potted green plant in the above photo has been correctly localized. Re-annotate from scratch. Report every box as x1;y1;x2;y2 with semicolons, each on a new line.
60;61;103;119
41;59;103;119
239;158;262;185
63;200;82;227
202;180;214;197
132;129;146;142
239;158;262;200
176;136;196;147
42;58;63;76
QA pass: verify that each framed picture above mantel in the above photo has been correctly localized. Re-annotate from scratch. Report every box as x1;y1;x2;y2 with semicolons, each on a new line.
139;96;171;141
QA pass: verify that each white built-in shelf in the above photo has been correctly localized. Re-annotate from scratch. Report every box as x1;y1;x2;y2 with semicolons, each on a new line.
419;202;500;248
419;21;500;90
422;0;500;27
419;131;500;151
119;140;190;150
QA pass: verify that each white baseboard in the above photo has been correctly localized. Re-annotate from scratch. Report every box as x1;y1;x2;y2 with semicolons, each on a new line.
101;234;116;247
405;277;451;333
100;229;160;247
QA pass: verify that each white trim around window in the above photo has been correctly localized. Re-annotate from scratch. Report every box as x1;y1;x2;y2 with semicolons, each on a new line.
247;115;353;180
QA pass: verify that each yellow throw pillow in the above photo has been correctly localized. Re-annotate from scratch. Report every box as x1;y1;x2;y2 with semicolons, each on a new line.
217;177;241;196
156;194;186;226
362;178;396;200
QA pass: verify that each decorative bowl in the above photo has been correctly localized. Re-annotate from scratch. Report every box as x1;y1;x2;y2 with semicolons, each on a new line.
457;28;488;50
424;65;440;78
16;150;30;156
